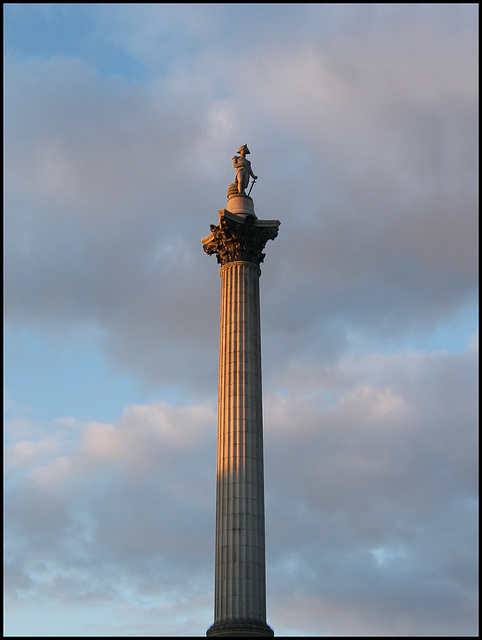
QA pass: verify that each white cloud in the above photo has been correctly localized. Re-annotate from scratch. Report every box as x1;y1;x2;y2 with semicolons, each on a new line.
5;400;216;634
7;433;67;470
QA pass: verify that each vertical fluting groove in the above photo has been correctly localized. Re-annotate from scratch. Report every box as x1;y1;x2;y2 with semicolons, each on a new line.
218;264;226;622
215;271;222;622
226;263;234;619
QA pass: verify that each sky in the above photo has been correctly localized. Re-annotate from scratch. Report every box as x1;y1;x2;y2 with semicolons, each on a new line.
3;3;478;637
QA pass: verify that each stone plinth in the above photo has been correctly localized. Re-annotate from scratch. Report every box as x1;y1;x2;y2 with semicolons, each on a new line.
225;194;256;217
202;206;279;638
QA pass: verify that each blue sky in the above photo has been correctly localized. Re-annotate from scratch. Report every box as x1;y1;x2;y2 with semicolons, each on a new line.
4;4;478;637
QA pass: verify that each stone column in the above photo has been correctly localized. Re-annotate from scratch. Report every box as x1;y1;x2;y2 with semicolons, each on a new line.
202;194;279;638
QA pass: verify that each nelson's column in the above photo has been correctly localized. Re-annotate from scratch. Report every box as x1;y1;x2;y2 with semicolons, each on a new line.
202;146;279;637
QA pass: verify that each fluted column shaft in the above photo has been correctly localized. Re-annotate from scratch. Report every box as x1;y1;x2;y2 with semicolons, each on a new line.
202;206;279;637
215;261;266;624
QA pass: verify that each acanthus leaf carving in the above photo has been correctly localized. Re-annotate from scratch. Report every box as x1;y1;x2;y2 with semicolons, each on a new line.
203;213;278;267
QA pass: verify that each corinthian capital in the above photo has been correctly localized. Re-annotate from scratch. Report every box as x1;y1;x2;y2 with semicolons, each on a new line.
202;210;280;267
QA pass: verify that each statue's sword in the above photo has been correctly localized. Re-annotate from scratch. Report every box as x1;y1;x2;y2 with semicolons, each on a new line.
247;178;257;197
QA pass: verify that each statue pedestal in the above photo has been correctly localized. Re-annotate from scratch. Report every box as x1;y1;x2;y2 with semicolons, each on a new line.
226;194;256;217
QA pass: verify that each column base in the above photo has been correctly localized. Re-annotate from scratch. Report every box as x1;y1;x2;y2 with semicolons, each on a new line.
207;619;274;637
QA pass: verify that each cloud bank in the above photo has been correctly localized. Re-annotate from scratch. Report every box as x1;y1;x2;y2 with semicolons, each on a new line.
5;345;478;635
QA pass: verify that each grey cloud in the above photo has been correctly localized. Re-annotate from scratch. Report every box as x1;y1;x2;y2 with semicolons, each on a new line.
262;347;477;635
5;8;478;393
